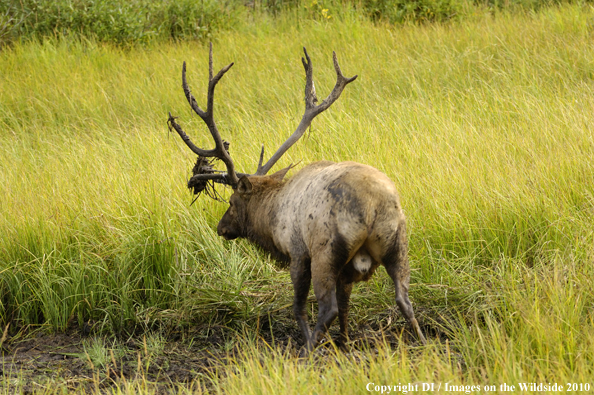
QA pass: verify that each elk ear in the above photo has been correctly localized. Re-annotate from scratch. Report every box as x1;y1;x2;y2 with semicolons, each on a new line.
269;165;292;182
236;176;253;195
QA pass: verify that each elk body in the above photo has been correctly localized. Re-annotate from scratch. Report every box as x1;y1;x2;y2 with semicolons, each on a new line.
168;44;426;351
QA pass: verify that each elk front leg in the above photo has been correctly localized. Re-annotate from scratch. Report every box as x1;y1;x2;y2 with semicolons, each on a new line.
290;257;312;347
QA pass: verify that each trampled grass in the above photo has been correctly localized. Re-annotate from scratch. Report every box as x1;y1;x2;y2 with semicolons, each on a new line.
1;3;594;393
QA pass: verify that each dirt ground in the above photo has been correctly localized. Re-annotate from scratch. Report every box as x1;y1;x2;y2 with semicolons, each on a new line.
0;327;226;393
0;310;444;394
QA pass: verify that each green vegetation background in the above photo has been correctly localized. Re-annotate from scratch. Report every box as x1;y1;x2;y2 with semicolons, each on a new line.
1;0;594;392
1;0;586;46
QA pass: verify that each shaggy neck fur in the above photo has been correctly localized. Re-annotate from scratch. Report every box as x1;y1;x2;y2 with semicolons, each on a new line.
241;176;291;265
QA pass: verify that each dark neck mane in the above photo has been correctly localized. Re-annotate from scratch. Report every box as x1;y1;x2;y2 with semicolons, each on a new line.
241;184;290;266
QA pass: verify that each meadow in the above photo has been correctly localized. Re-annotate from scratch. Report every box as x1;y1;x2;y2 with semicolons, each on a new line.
1;3;594;393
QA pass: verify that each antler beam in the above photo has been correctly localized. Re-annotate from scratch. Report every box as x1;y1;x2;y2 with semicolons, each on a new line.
167;43;241;187
255;48;357;175
169;45;356;192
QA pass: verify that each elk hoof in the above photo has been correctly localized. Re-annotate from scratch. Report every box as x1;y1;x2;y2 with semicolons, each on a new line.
334;338;350;352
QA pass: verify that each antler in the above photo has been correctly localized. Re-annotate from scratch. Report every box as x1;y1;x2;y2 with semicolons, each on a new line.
254;48;357;175
167;43;242;188
169;45;356;194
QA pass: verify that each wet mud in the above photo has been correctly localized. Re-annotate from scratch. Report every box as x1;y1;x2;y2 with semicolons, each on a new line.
0;308;446;394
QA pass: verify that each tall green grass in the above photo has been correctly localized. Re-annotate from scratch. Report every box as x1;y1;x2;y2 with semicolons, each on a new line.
1;3;594;392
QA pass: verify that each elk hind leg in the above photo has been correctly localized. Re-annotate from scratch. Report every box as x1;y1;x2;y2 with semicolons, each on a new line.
336;276;353;348
309;251;342;351
310;277;338;351
382;224;427;345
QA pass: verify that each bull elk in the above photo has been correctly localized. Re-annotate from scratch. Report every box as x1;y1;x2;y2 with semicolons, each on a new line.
168;44;427;351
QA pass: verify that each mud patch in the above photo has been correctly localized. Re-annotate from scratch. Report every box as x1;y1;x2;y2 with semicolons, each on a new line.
0;309;451;394
0;327;228;394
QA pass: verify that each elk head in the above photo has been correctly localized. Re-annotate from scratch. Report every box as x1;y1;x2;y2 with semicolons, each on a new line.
216;175;252;240
167;43;357;206
217;167;292;240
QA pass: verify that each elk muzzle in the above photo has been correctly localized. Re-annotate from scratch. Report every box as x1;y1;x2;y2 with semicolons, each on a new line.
216;214;240;240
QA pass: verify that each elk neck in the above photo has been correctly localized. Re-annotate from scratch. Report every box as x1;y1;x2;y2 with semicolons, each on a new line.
242;177;291;265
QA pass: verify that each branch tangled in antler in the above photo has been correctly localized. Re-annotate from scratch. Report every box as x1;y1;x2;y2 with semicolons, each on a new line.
188;155;214;193
167;114;229;202
188;155;226;202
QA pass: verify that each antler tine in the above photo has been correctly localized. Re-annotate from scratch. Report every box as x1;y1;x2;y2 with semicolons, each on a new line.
255;48;357;176
257;144;265;170
311;51;357;116
302;48;318;110
168;112;215;157
171;43;240;187
182;61;207;119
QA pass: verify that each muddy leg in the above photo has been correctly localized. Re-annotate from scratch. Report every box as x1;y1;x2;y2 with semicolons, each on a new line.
290;257;312;347
309;273;339;351
384;223;427;345
393;276;426;345
336;276;353;347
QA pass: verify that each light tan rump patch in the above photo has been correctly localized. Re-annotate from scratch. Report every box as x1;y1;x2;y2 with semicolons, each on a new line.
351;249;373;273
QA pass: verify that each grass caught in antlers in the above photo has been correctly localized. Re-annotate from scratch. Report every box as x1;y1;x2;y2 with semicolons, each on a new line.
1;3;594;393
